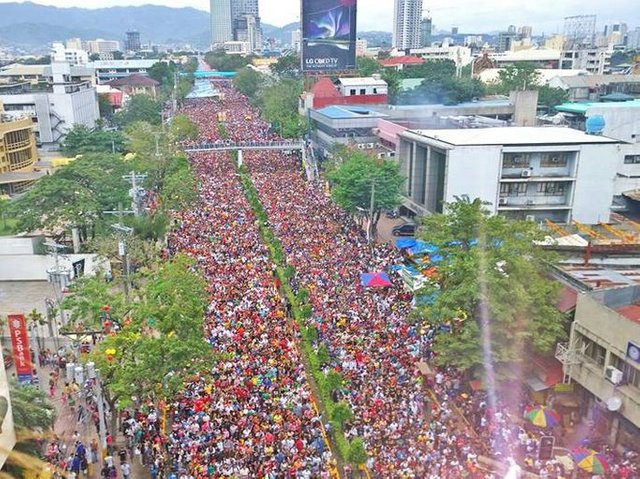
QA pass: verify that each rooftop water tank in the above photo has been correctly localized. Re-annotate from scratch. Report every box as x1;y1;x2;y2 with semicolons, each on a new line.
585;115;605;135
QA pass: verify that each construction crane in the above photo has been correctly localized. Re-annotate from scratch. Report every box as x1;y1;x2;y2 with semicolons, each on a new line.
545;218;570;237
598;222;637;244
573;221;606;240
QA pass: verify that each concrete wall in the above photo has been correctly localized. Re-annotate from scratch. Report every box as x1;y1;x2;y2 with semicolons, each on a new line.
446;146;502;211
572;143;620;223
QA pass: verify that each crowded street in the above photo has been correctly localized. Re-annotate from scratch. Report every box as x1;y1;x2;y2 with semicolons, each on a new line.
153;80;639;478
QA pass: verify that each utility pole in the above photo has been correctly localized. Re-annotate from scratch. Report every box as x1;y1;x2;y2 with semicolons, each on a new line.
122;171;147;217
44;241;71;349
153;133;162;158
368;180;376;245
104;203;134;300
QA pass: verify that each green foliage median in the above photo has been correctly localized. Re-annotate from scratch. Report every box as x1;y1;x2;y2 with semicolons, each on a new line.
235;162;367;466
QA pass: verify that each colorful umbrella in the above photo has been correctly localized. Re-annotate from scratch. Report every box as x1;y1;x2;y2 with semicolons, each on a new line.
523;405;561;428
571;448;610;474
360;272;393;288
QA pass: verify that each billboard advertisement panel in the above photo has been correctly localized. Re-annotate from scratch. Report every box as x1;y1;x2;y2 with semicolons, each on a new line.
8;314;33;385
301;0;357;71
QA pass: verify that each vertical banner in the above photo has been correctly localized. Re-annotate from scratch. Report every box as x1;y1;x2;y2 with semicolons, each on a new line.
301;0;357;71
8;314;33;385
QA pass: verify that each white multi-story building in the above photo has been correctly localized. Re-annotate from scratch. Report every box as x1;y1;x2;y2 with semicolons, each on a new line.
356;39;368;57
51;43;89;66
393;0;423;50
0;62;99;146
86;39;120;55
87;59;159;84
396;126;621;224
403;45;473;67
560;48;612;75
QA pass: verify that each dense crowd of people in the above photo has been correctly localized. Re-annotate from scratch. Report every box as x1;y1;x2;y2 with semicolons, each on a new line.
164;80;639;478
166;92;333;477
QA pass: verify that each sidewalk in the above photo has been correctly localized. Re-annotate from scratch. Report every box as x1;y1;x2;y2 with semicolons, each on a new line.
34;363;150;479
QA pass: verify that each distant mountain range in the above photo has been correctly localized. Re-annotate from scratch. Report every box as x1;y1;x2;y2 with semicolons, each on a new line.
0;2;391;52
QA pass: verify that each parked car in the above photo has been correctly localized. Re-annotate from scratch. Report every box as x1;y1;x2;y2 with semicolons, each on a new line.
392;223;416;236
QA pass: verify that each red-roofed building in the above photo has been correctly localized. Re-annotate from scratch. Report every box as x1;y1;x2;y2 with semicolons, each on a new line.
105;74;160;98
379;55;425;71
299;76;388;111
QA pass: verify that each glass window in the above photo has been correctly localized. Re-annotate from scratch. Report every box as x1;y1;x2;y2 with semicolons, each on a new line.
499;182;527;196
610;355;640;389
541;153;568;167
536;182;566;195
579;333;606;366
624;155;640;164
503;153;530;168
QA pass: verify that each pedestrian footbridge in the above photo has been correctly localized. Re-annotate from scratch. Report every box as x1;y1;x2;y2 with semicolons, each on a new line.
184;140;305;152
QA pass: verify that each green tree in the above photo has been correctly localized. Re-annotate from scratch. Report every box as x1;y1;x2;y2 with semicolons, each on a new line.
204;50;255;71
417;198;566;374
356;57;382;76
494;62;541;93
0;195;10;230
3;381;56;477
327;150;405;236
62;274;127;332
114;94;162;127
147;61;174;86
89;254;210;434
169;114;199;142
257;78;305;137
538;85;569;109
270;55;301;78
61;124;125;156
348;438;369;467
233;67;264;100
11;153;131;238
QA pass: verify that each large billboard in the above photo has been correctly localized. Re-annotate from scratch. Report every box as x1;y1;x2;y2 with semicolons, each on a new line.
301;0;357;72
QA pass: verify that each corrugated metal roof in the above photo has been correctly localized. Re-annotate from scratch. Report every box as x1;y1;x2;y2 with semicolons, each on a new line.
555;99;640;114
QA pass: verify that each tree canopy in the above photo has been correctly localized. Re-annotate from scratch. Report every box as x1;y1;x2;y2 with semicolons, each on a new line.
10;153;131;237
114;94;162;127
257;78;306;138
61;124;126;157
327;149;405;233
233;67;264;100
416;198;566;374
204;50;255;72
270;55;301;78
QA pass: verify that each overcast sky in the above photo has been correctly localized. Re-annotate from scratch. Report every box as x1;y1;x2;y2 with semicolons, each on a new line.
2;0;639;34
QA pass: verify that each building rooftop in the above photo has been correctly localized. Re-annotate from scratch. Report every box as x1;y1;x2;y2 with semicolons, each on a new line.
88;59;159;69
555;99;640;114
478;68;588;85
315;105;388;120
379;56;425;67
406;126;619;146
106;74;159;87
553;74;640;89
338;77;388;87
488;48;562;62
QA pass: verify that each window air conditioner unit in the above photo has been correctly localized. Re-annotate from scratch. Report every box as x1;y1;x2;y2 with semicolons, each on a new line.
377;152;385;159
527;199;535;205
521;169;532;178
525;215;536;222
357;144;366;150
499;198;508;206
605;366;623;385
367;143;376;148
